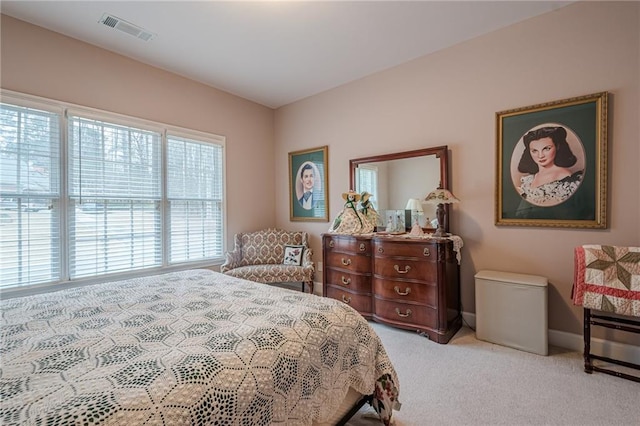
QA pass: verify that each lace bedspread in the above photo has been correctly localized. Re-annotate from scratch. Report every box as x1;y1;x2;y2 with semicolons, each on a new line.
0;269;399;425
572;245;640;317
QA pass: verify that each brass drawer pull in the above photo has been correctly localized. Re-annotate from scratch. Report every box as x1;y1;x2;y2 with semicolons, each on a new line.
341;276;351;285
342;295;352;304
341;258;352;266
328;240;335;248
423;248;430;257
377;247;384;253
359;243;366;252
394;286;411;296
394;265;411;274
395;308;412;318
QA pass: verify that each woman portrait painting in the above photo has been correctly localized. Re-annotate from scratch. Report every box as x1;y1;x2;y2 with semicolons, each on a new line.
497;92;606;227
510;124;586;215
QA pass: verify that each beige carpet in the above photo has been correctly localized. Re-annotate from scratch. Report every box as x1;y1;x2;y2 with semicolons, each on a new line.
346;324;640;426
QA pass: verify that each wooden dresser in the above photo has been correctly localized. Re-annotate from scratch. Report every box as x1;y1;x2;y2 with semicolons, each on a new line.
322;234;374;318
322;233;461;343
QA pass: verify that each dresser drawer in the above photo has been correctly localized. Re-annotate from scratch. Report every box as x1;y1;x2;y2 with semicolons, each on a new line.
373;258;436;282
325;251;371;273
372;277;436;306
374;298;437;328
325;236;371;255
374;240;435;259
326;286;372;314
325;268;371;293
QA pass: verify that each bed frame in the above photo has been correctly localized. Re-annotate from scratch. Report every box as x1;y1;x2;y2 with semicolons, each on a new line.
583;308;640;383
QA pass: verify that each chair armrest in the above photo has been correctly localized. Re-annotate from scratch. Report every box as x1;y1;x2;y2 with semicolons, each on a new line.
302;246;314;273
221;248;242;273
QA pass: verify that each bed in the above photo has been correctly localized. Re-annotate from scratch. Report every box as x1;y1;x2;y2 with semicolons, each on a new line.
0;269;400;425
572;245;640;382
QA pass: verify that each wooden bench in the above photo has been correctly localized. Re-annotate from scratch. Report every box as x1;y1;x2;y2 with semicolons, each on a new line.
572;245;640;382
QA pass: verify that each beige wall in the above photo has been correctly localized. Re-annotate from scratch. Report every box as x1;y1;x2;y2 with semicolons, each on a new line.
275;1;640;338
0;15;276;249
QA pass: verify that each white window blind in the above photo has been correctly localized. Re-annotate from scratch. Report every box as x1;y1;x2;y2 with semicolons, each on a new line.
0;103;60;287
68;115;162;278
167;135;223;263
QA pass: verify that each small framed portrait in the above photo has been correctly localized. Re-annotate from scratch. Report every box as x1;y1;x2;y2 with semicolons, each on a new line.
382;210;406;233
289;146;329;222
496;92;608;228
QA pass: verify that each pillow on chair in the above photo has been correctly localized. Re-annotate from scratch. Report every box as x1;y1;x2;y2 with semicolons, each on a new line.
283;245;305;266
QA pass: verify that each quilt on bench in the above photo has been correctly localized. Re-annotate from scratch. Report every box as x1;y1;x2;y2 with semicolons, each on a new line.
572;245;640;317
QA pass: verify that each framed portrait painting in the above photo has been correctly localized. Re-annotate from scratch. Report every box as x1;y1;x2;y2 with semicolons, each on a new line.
289;146;329;222
495;92;608;228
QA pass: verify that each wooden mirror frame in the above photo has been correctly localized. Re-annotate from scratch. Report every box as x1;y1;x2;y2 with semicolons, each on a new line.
349;145;450;232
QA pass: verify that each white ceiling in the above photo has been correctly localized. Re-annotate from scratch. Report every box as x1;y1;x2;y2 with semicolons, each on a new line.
1;1;572;108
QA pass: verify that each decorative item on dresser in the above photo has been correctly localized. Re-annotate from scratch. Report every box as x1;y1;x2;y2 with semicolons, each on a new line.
424;187;460;238
323;233;462;343
405;198;425;236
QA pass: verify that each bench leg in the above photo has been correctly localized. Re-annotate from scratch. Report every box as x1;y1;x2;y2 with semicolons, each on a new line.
584;308;593;374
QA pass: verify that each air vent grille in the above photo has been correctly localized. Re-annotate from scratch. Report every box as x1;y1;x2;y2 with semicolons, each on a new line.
99;13;155;42
102;15;118;28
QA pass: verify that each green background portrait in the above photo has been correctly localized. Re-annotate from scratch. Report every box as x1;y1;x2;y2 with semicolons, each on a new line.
290;150;326;220
500;101;597;221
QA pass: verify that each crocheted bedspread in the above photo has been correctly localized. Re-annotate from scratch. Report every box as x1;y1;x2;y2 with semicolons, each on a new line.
572;245;640;317
0;269;399;425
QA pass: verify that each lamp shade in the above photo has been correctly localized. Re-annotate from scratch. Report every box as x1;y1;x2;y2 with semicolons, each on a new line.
424;188;460;205
405;198;424;213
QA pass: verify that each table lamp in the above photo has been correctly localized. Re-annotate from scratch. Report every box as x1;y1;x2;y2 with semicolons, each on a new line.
424;188;459;238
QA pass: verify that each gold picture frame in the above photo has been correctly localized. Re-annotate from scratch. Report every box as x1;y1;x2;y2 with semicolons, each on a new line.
289;146;329;222
496;92;608;228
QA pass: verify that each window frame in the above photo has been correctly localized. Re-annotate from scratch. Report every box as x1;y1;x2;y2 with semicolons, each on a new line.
165;129;226;265
356;163;379;210
0;89;227;298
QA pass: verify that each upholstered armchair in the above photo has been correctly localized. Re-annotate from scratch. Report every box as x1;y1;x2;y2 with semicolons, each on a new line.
221;228;315;293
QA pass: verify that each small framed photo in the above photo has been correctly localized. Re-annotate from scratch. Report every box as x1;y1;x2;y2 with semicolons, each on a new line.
289;146;329;222
496;92;608;228
382;210;406;233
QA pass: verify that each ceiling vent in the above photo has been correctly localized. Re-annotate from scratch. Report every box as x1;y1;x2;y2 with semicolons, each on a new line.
99;13;155;41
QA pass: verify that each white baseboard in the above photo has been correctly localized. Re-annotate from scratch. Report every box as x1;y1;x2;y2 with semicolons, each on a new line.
462;311;640;364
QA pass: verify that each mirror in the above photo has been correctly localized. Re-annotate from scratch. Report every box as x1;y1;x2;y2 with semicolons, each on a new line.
350;146;449;232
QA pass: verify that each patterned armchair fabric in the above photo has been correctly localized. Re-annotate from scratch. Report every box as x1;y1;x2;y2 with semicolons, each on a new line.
221;228;315;293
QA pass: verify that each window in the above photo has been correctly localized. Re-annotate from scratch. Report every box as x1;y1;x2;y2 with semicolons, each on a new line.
68;115;162;278
356;164;378;210
167;135;223;263
0;103;60;287
0;91;225;291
